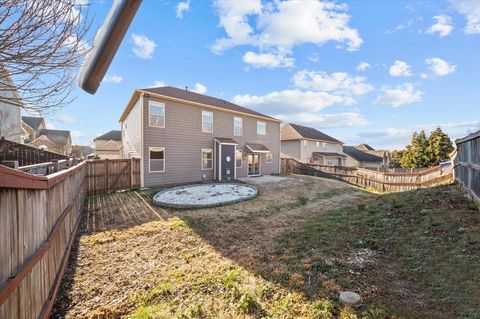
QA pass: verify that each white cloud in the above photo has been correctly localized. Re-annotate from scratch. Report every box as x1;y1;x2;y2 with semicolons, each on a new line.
276;112;368;128
293;70;373;96
151;81;167;88
243;51;294;68
46;123;55;129
356;62;371;71
64;34;91;55
425;57;457;76
354;128;412;150
176;0;191;19
102;75;123;84
71;130;84;139
450;0;480;34
56;114;75;124
191;83;207;94
374;83;423;107
131;33;156;59
427;15;454;37
212;0;362;67
389;60;413;77
308;53;319;62
420;73;429;79
233;89;354;114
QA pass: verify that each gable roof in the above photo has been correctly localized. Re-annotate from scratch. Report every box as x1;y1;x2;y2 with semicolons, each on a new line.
72;145;93;157
119;86;280;122
286;123;343;144
343;146;383;163
94;139;122;151
94;130;121;141
356;143;375;151
37;129;71;147
22;116;44;131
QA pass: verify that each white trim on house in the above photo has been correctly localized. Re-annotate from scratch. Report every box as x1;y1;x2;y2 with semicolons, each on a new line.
234;116;243;136
266;152;273;163
148;100;165;128
201;148;213;170
257;121;266;135
236;150;242;168
234;144;237;179
149;146;165;173
202;110;213;133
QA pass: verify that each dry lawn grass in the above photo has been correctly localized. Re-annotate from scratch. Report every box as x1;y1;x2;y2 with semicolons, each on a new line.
51;175;480;319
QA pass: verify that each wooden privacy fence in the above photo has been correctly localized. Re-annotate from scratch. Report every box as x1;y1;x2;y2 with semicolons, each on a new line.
455;130;480;205
0;137;69;167
281;157;453;192
86;158;141;194
0;162;86;319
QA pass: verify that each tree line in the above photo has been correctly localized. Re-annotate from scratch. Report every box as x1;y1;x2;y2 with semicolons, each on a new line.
390;127;454;168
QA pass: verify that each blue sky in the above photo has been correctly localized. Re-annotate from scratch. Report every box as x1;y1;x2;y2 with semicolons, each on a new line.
33;0;480;150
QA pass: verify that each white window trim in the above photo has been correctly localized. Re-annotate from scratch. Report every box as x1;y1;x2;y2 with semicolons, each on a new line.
234;117;243;136
149;147;165;173
236;150;242;168
149;101;166;128
257;121;266;135
202;111;213;133
266;152;273;164
201;148;213;170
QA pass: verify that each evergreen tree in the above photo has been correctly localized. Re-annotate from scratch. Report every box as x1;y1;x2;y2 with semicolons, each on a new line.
389;150;404;168
427;127;454;165
400;131;430;168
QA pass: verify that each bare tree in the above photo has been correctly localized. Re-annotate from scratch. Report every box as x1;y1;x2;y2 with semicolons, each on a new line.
0;0;91;114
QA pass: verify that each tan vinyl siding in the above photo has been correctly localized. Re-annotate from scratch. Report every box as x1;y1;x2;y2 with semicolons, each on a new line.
281;140;301;160
142;96;280;187
122;97;142;158
303;140;343;162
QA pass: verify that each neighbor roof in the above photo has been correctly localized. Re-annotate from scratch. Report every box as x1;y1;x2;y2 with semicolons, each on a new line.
38;129;71;147
313;152;347;158
343;146;383;163
120;86;280;122
356;143;375;151
22;116;44;131
94;130;121;141
287;123;343;143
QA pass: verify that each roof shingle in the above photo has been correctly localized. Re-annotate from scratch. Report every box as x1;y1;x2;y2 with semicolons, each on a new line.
22;116;44;130
38;129;71;147
94;130;121;141
141;86;276;121
343;146;383;163
288;123;343;143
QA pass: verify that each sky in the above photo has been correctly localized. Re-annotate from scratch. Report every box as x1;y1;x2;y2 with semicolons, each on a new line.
30;0;480;150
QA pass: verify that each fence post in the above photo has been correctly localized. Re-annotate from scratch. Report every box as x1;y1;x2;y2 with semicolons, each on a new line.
105;159;109;193
129;158;133;188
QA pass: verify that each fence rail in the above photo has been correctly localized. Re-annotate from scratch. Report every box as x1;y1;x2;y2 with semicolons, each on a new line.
0;162;86;319
0;137;69;167
86;158;141;195
281;158;453;192
455;130;480;206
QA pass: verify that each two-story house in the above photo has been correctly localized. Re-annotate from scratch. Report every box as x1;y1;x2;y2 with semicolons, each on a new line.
119;86;281;187
281;123;346;165
28;129;72;155
22;116;47;142
93;130;122;159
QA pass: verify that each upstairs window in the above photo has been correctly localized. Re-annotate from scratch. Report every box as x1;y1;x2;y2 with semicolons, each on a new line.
202;111;213;133
234;117;243;136
201;149;213;170
257;121;266;135
149;147;165;172
149;101;165;128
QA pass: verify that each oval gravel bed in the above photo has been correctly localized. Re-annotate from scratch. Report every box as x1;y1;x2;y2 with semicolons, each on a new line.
153;183;258;208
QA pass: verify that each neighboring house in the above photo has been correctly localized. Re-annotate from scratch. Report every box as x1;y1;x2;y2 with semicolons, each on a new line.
0;74;23;143
93;130;122;159
119;86;281;187
28;129;72;155
343;145;388;169
281;123;346;165
72;145;93;159
21;116;46;142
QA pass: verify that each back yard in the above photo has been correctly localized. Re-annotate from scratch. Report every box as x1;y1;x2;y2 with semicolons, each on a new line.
51;175;480;319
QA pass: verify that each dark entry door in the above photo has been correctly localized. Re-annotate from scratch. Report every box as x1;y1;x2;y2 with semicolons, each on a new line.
221;144;235;181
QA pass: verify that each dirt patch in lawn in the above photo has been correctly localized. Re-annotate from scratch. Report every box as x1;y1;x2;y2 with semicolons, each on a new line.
51;175;480;319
